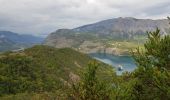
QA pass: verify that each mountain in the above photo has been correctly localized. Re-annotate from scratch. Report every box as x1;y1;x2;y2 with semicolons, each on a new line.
0;31;44;52
0;45;113;98
74;17;169;36
44;17;170;54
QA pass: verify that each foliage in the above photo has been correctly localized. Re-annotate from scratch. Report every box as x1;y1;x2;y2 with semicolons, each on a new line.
109;28;170;100
129;28;170;99
70;61;113;100
0;45;113;99
135;28;170;69
0;54;64;96
0;92;67;100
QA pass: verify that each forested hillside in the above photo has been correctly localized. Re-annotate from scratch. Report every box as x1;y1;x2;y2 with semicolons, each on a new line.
0;45;114;99
0;19;170;100
1;28;169;100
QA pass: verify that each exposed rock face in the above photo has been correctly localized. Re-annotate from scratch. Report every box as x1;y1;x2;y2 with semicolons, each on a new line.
44;17;170;54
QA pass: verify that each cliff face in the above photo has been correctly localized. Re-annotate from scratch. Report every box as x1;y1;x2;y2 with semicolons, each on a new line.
44;17;170;54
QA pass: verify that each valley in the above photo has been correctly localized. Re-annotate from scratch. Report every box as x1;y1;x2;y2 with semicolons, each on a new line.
0;31;44;52
0;17;170;99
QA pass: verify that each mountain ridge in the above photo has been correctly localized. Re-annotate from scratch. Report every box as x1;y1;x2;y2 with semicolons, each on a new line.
73;17;169;35
44;17;170;54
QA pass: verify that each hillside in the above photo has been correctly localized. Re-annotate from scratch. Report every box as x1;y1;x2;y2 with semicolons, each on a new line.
44;17;169;55
0;45;114;98
0;31;44;52
1;29;170;100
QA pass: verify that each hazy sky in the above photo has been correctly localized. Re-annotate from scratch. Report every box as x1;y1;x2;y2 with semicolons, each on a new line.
0;0;170;36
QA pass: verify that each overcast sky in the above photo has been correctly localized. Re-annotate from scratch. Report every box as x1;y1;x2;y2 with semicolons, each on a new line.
0;0;170;36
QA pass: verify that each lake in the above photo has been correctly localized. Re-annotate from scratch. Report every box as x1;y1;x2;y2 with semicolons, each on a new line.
90;53;136;75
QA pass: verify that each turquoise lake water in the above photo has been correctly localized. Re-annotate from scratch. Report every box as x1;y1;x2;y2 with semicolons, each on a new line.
90;53;136;75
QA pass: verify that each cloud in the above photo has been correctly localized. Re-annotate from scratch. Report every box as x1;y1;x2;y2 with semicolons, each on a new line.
0;0;169;36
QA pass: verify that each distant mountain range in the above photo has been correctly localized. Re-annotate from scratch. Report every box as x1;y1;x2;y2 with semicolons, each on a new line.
1;17;170;53
0;31;44;52
44;17;170;54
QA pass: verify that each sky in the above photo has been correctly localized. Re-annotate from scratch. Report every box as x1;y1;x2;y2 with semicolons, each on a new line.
0;0;170;37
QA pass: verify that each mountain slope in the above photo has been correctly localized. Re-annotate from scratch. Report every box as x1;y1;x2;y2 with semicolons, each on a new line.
44;17;170;54
0;45;113;97
0;31;44;52
0;37;18;51
74;17;169;36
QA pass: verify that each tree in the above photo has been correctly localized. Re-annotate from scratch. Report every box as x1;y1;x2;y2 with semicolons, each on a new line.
130;28;170;99
70;61;111;100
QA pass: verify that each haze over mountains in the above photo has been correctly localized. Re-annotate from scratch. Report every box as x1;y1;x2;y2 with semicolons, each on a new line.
44;17;170;54
0;31;44;52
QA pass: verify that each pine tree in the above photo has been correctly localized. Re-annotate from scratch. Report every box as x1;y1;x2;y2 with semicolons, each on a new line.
130;28;170;99
70;61;111;100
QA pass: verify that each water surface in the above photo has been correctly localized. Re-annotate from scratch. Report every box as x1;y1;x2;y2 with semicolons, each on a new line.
90;53;136;75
